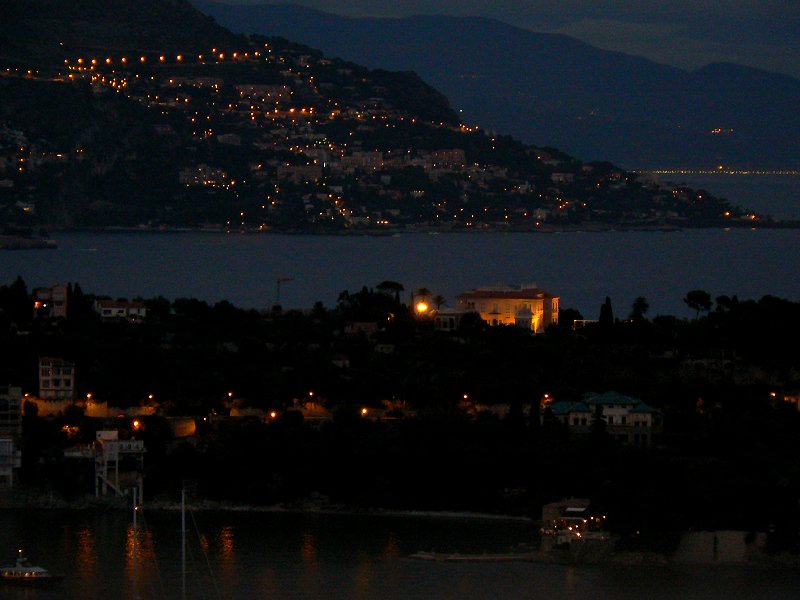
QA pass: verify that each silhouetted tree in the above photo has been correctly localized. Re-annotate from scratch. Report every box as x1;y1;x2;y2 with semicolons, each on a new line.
599;296;614;327
715;294;739;312
376;280;404;303
0;275;31;323
684;289;712;318
629;296;650;321
556;307;583;330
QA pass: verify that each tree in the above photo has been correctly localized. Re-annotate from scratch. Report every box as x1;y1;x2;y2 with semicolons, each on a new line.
599;296;614;327
376;280;404;303
684;289;712;319
629;296;650;321
590;404;608;442
0;275;31;323
715;295;739;312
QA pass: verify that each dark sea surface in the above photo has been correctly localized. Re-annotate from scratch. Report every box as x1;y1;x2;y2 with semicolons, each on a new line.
2;509;799;600
1;227;799;318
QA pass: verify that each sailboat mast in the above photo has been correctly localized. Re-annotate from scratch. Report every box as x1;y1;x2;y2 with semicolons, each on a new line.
132;485;138;599
181;487;186;600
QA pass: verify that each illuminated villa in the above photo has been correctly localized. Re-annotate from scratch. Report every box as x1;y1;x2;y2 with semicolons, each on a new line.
455;284;559;332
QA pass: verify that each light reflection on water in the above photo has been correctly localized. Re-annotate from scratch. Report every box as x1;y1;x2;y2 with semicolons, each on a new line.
300;531;318;565
75;527;96;585
2;509;800;600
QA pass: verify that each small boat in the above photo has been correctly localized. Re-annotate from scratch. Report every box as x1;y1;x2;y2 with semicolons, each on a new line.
0;550;64;584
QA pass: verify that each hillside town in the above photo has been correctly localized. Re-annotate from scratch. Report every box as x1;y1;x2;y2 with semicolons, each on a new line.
0;36;759;233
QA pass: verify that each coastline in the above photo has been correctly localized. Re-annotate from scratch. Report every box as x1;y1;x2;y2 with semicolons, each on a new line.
0;235;57;250
3;490;800;567
0;487;532;523
29;218;800;239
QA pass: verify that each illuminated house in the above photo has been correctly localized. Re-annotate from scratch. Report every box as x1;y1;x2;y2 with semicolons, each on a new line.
456;284;559;332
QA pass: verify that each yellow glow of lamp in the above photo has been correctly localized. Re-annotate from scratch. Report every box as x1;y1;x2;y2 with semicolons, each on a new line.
416;301;428;314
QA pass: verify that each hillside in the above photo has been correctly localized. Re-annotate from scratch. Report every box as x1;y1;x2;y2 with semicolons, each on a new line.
0;0;761;231
195;2;800;170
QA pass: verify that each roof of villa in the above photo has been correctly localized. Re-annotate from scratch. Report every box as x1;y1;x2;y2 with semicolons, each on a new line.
457;284;556;300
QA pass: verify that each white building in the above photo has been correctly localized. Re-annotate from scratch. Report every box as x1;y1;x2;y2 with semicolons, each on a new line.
94;299;147;322
544;391;661;446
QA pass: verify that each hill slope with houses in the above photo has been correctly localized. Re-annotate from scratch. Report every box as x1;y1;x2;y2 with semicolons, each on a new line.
0;0;764;233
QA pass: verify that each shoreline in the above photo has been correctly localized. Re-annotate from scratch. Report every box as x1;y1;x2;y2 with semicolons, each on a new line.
0;488;532;523
19;220;800;239
4;491;800;567
0;235;58;250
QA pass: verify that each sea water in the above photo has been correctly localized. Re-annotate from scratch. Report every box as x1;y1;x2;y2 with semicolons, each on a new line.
1;509;798;600
1;227;798;318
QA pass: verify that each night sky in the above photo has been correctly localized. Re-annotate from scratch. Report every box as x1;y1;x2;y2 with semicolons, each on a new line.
224;0;800;79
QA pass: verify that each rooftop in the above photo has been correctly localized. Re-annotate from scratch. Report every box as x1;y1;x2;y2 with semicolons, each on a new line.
457;284;556;300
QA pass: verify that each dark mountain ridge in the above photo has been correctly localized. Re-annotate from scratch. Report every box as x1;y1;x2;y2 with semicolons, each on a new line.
195;2;800;169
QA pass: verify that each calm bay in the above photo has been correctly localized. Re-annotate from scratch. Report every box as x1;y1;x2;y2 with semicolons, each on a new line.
2;509;799;600
1;228;799;318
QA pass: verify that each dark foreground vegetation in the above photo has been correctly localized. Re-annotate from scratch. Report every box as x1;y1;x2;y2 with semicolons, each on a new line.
2;277;800;551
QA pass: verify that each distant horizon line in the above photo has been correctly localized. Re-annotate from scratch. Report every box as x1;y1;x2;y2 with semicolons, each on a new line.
632;170;800;176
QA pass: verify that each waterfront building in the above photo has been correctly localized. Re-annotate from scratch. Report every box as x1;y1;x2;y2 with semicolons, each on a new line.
456;284;559;332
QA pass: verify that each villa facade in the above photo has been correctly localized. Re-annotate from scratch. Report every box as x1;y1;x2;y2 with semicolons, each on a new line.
455;284;559;333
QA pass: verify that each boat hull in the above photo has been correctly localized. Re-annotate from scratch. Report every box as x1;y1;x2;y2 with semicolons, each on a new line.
1;574;65;585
